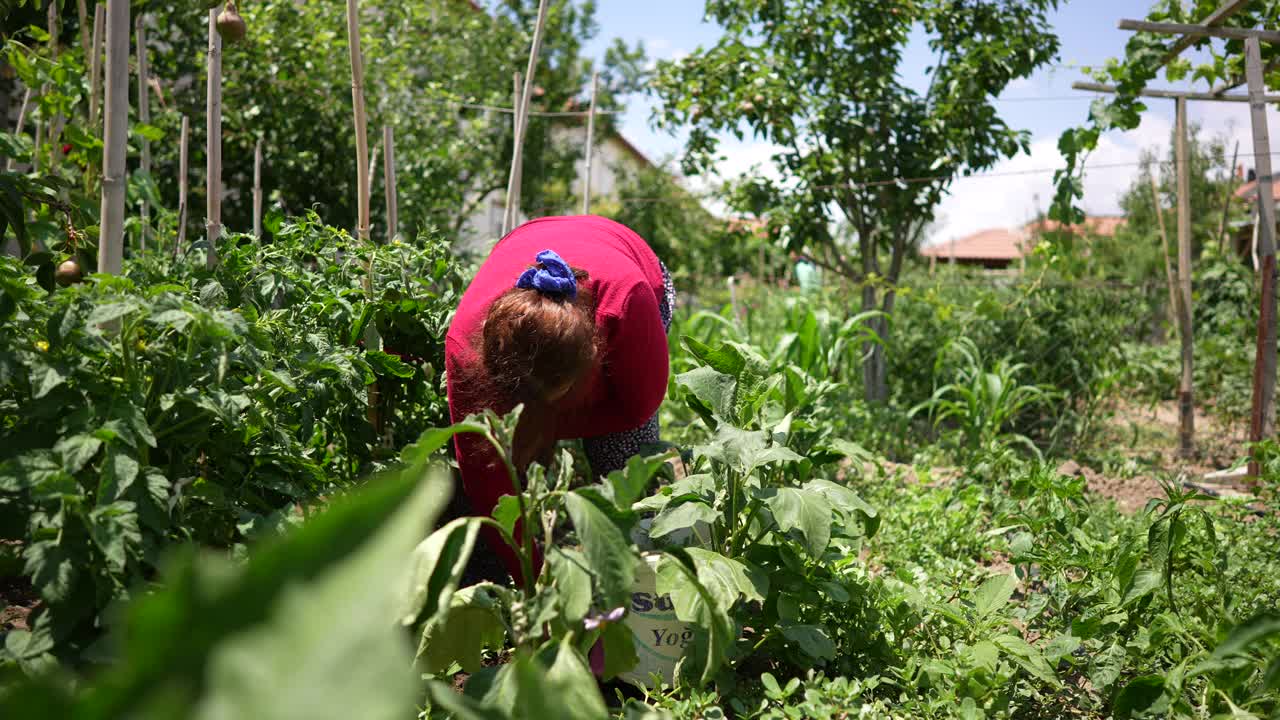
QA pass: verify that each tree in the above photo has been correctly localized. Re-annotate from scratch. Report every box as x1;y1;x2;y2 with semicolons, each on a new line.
1051;1;1280;223
140;0;643;242
652;0;1062;402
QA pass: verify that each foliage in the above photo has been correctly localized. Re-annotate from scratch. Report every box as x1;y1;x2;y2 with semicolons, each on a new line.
1051;1;1280;223
0;428;454;720
0;215;462;666
652;0;1063;401
136;0;644;243
911;337;1058;461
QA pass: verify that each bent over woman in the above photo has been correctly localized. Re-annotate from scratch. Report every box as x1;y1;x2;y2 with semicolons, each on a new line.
445;215;675;581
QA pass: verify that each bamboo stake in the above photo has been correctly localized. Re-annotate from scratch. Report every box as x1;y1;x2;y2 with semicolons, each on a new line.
176;115;189;257
206;9;222;269
98;0;129;276
136;13;151;252
346;0;371;252
503;0;550;234
383;124;397;242
253;139;263;240
1149;173;1179;334
346;0;382;435
503;70;522;235
582;71;598;215
1217;140;1240;253
1246;36;1278;474
1174;97;1195;459
3;89;30;172
77;0;91;62
89;3;103;131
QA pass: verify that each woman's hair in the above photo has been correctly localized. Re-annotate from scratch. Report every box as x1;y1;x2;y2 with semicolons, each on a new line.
473;264;598;469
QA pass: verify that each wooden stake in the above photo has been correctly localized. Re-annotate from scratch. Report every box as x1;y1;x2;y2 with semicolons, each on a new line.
1150;173;1180;334
253;138;263;240
77;0;91;62
4;89;30;172
504;0;550;234
504;70;522;235
346;0;382;434
1246;36;1278;475
1175;97;1195;459
98;0;129;276
176;115;188;257
89;3;103;131
346;0;371;251
582;71;598;215
1217;140;1240;253
206;8;222;269
383;124;397;242
135;13;151;252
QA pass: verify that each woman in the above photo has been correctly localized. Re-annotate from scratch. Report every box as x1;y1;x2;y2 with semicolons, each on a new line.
445;215;674;581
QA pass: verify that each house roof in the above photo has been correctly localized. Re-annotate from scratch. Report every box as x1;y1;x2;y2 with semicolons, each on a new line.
1234;179;1280;203
922;215;1126;261
920;228;1026;260
1024;215;1125;237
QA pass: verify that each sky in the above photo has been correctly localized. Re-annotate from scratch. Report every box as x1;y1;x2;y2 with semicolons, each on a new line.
580;1;1280;247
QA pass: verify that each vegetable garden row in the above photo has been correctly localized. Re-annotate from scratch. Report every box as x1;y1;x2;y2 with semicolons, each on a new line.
2;1;1279;719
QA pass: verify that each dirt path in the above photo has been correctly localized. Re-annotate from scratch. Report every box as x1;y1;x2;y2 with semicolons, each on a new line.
1063;398;1252;513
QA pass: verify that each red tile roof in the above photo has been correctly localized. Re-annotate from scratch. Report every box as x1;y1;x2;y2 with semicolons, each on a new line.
920;228;1026;260
1234;179;1280;203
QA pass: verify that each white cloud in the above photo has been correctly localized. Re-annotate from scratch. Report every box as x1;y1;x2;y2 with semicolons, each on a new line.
926;101;1280;246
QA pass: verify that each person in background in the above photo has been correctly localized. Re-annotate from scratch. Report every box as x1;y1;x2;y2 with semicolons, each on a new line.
444;215;675;582
792;250;822;293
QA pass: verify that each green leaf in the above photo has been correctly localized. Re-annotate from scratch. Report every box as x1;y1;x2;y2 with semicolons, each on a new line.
399;421;488;467
192;476;444;720
88;501;141;572
1112;675;1165;719
492;494;521;538
79;458;449;718
1211;614;1280;660
803;478;878;536
993;634;1059;687
366;349;415;379
547;547;592;622
566;492;636;610
512;638;609;720
649;500;718;541
605;453;670;510
398;517;481;628
972;574;1017;618
967;640;1000;671
676;366;737;421
599;620;639;681
781;624;835;660
416;584;506;674
54;433;102;473
33;365;64;399
762;486;832;557
655;552;734;686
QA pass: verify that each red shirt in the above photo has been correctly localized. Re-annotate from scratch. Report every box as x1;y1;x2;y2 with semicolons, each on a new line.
445;216;669;575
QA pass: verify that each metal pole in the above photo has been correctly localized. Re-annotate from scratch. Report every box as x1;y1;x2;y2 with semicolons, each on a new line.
1175;97;1195;458
582;71;599;215
1246;36;1278;475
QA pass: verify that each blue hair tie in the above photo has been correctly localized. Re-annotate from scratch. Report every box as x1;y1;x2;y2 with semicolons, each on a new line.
515;249;578;300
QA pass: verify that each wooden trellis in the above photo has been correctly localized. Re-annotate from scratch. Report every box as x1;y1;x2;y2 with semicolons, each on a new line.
1075;2;1279;475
